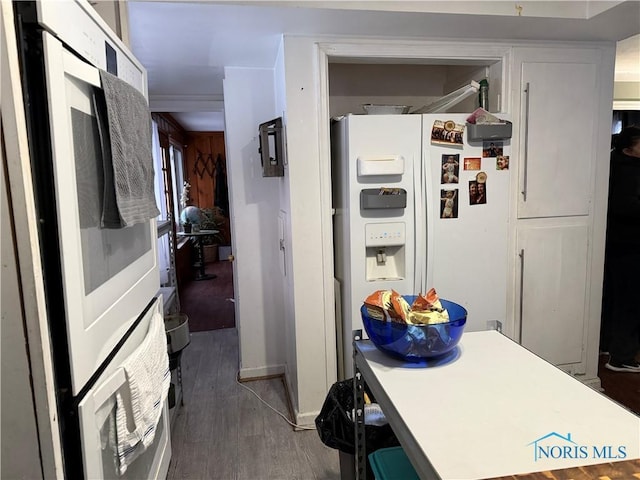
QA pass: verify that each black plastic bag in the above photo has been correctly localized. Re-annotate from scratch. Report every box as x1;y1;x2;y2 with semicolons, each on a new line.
315;379;399;455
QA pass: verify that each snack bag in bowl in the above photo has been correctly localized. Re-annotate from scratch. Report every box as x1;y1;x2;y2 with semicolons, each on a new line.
363;289;409;323
407;288;450;325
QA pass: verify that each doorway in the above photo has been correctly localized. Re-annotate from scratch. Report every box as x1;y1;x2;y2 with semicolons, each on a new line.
179;130;234;332
153;113;235;332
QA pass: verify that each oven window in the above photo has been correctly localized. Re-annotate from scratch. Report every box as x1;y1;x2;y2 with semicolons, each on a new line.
68;76;151;294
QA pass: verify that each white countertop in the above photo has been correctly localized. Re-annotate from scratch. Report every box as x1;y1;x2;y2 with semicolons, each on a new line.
355;330;640;480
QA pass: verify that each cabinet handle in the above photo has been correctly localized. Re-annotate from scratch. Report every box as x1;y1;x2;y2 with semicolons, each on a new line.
521;82;530;201
518;248;525;343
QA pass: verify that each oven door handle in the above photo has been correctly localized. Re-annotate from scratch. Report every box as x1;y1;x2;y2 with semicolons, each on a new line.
93;367;126;412
62;48;101;87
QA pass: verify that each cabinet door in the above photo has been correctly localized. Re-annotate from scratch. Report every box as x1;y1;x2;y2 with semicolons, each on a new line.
517;224;588;370
518;59;597;218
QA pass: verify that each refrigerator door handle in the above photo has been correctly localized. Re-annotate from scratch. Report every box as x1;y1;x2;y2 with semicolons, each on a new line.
518;248;525;343
521;82;530;201
414;152;427;294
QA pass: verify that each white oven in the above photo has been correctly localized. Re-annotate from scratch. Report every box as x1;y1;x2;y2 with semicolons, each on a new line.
41;19;159;398
79;297;171;480
14;1;170;479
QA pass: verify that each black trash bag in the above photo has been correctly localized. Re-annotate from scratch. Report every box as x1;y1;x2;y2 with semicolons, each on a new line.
315;378;399;455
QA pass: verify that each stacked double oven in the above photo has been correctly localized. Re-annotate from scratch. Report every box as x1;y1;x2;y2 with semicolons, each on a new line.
13;1;170;478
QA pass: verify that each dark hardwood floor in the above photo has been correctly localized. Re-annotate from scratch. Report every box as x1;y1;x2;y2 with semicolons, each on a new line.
597;352;640;415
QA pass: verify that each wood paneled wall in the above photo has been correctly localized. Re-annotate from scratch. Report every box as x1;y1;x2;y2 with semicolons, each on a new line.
152;113;186;146
184;132;227;212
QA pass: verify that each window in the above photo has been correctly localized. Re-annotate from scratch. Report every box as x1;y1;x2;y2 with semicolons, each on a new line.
150;114;188;313
169;144;185;226
151;117;187;293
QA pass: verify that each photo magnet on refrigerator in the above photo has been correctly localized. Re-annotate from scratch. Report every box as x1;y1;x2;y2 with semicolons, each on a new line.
431;120;465;147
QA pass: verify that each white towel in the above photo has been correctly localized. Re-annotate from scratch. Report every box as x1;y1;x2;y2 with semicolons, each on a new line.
113;310;170;475
97;69;160;228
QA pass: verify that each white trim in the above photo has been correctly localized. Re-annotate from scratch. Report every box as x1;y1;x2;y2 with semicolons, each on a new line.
315;36;513;383
318;38;514;63
613;100;640;110
315;44;338;392
584;44;616;386
149;95;224;113
294;410;319;429
238;364;285;380
281;363;316;428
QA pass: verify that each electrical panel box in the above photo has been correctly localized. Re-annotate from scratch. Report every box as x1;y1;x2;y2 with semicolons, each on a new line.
258;117;285;177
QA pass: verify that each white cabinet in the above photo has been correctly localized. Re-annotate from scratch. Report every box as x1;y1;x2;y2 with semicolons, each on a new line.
515;49;599;219
516;223;588;372
511;46;614;381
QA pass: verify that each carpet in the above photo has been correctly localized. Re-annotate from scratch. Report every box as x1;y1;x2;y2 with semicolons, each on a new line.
179;260;235;332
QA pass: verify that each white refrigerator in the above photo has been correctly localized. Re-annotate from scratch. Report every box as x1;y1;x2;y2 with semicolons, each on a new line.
332;113;512;378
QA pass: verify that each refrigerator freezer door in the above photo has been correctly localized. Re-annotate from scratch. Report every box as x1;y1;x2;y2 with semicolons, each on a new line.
332;114;422;377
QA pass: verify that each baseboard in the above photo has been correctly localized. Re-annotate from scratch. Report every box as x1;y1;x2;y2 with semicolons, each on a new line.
293;410;320;430
281;365;320;429
237;367;320;430
238;364;285;380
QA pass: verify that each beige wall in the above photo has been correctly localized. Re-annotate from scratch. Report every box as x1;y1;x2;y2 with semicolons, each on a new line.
328;63;487;117
614;81;640;100
91;1;130;47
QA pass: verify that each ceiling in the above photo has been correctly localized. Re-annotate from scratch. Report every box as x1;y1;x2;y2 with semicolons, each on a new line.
126;1;640;132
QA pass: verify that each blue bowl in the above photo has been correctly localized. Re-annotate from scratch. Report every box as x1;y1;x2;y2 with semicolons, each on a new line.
361;297;467;362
